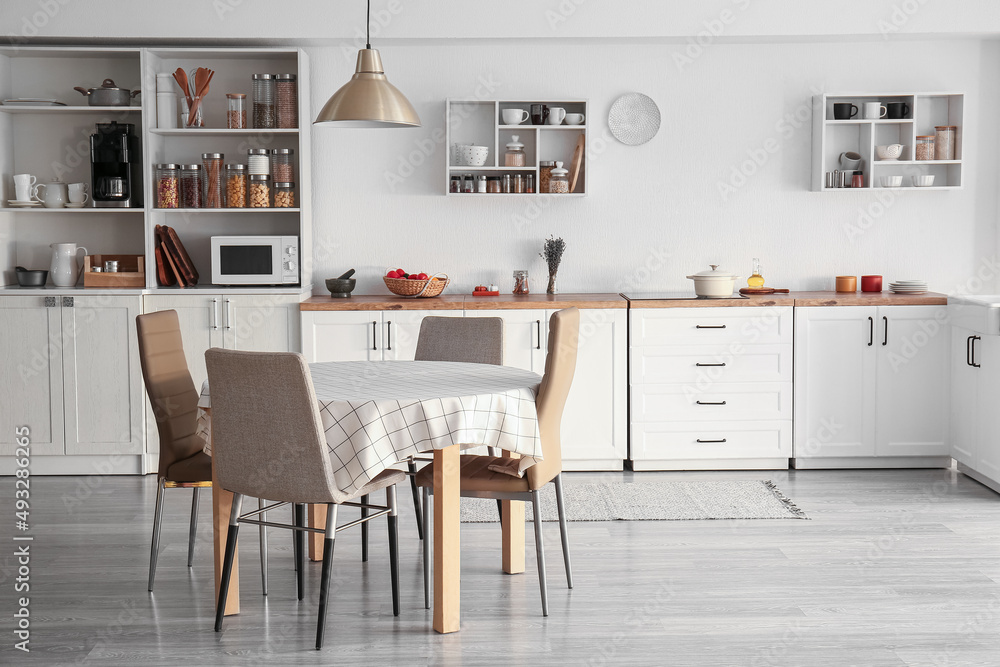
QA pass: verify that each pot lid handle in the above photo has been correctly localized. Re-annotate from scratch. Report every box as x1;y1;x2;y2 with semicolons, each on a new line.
101;78;118;88
710;264;718;271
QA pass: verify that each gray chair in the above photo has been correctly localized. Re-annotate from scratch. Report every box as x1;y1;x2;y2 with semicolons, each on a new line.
206;348;405;650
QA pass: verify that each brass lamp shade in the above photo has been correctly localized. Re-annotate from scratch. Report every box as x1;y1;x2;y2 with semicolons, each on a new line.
314;49;421;128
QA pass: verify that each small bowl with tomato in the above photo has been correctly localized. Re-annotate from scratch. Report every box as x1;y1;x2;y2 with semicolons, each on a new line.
383;268;450;297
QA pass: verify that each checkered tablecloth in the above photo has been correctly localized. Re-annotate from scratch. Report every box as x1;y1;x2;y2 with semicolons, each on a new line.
197;360;543;497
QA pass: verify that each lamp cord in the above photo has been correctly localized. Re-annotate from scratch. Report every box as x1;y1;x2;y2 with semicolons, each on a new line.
366;0;371;49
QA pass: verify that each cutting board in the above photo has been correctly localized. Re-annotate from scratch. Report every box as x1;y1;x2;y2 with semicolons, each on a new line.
568;134;584;193
156;225;186;287
162;225;199;285
739;287;790;295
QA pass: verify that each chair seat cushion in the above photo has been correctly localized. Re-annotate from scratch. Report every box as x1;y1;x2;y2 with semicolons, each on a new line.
349;469;407;501
414;455;530;494
166;450;212;483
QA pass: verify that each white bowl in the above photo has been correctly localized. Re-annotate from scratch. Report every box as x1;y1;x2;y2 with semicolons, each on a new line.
459;145;489;167
880;176;903;188
912;175;936;187
875;144;904;160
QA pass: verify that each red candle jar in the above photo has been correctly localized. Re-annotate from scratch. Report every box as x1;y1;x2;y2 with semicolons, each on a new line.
861;275;882;292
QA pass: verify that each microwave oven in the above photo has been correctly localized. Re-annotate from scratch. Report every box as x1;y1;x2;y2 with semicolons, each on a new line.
210;235;299;285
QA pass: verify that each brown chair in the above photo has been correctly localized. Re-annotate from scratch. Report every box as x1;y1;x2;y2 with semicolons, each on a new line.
136;310;214;592
416;307;579;616
206;348;405;650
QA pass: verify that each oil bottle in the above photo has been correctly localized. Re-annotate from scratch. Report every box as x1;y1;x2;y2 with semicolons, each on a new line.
747;258;765;288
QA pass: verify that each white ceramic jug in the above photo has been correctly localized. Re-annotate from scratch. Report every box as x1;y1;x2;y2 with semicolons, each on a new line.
35;180;69;208
49;243;87;287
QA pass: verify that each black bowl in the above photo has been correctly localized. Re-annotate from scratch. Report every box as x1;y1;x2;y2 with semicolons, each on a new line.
325;278;357;298
16;270;48;287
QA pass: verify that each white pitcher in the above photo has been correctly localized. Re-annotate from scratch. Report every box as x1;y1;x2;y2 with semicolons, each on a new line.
35;180;69;208
50;243;88;287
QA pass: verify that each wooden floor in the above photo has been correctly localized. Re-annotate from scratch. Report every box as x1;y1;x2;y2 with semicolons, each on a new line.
2;468;1000;666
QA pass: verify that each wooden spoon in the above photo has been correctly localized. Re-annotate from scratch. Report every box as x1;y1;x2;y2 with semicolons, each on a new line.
172;68;191;105
187;68;214;126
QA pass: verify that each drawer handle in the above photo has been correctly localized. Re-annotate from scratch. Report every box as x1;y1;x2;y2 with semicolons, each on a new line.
972;335;981;368
695;362;726;367
696;324;726;329
696;400;727;406
696;438;727;444
868;316;874;346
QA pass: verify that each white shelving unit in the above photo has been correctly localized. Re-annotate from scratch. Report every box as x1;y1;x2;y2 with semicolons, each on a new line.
811;92;964;192
445;98;588;197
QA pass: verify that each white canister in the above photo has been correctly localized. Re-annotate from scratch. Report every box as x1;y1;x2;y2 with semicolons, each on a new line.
157;91;178;129
156;72;175;93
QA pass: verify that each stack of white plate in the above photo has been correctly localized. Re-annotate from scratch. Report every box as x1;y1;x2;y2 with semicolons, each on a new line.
890;280;928;294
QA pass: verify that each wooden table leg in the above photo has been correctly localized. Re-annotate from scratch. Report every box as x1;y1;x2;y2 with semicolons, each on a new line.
433;444;460;633
308;504;326;561
501;450;525;574
211;452;240;616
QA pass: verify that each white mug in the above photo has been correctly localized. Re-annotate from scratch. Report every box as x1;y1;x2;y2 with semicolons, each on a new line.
863;102;887;119
68;182;89;204
501;108;529;125
564;113;585;125
13;173;37;202
546;107;567;125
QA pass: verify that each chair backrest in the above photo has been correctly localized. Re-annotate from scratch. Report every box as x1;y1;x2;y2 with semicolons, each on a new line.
136;310;206;480
414;316;504;365
204;348;347;504
526;307;579;491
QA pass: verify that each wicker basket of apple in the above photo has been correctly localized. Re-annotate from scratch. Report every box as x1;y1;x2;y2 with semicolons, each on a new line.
383;268;450;297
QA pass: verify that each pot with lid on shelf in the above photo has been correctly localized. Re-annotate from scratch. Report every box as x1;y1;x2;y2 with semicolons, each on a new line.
686;264;741;298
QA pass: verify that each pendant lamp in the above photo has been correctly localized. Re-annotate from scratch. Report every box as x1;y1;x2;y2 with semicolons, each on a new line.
314;0;421;128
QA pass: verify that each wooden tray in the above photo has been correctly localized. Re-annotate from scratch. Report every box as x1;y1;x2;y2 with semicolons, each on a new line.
568;134;584;193
739;287;790;295
162;225;199;284
84;254;145;288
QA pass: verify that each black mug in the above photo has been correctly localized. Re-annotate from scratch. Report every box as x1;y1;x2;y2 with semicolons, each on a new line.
530;103;548;125
884;102;910;119
833;103;858;120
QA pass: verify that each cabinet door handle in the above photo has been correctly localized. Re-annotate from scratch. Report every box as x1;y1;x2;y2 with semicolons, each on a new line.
224;298;232;330
386;321;392;351
372;321;378;351
882;315;888;346
696;438;727;444
695;362;726;367
696;324;726;329
967;335;974;367
44;297;57;308
211;298;219;330
536;320;542;350
972;335;982;368
62;297;74;308
868;316;874;346
696;400;727;406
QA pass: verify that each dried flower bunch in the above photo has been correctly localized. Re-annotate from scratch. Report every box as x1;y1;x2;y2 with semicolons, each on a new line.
540;235;566;273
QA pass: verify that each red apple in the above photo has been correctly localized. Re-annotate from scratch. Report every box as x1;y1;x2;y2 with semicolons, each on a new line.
417;272;428;280
387;270;399;278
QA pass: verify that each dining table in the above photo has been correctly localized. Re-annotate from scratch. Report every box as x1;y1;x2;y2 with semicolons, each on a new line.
198;359;544;634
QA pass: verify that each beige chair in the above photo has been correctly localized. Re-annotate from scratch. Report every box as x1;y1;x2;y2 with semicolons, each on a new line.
416;307;579;616
136;310;214;592
206;348;405;650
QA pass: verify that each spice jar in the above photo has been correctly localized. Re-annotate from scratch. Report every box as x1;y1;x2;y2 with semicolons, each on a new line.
526;173;535;193
502;174;512;193
249;174;270;208
463;173;474;193
270;148;294;182
450;175;461;193
226;93;247;129
225;164;247;208
548;161;570;193
180;164;202;208
202;153;224;208
155;163;179;208
487;177;501;193
513;270;529;295
539;161;555;194
513;173;524;193
504;135;526;167
477;175;487;193
273;182;295;208
916;136;935;161
935;126;956;160
248;148;270;176
275;74;298;129
252;73;276;129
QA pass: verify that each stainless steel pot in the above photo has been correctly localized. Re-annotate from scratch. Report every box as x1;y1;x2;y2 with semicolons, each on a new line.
74;79;140;106
686;264;741;298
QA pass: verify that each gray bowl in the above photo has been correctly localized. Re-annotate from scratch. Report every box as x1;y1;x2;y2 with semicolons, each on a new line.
16;269;48;287
325;278;357;298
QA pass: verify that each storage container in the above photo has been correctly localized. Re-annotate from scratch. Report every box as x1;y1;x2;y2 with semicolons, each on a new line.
273;181;295;208
252;73;276;128
225;164;247;208
275;73;298;128
248;148;270;175
935;125;956;160
180;164;202;208
226;93;247;129
155;163;179;208
202;153;224;208
915;136;935;161
271;148;294;182
249;174;270;207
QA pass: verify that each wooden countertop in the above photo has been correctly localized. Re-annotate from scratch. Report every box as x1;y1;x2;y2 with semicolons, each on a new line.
300;293;626;311
627;291;947;308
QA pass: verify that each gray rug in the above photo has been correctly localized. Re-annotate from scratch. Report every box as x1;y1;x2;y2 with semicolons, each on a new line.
459;480;808;522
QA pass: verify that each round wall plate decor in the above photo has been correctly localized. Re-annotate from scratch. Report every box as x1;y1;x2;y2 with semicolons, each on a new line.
608;92;661;145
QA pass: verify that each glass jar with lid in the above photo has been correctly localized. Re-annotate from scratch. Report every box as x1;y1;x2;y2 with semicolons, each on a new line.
270;148;294;182
477;175;487;193
225;164;247;208
450;175;461;193
548;161;570;193
513;173;524;193
248;148;270;176
539;161;555;193
915;136;935;161
180;164;202;208
248;174;270;208
502;174;512;193
487;177;501;193
273;182;295;208
463;173;474;193
275;74;298;128
252;73;276;128
935;125;956;160
155;164;179;208
513;270;529;295
504;135;526;167
202;153;224;208
226;93;246;129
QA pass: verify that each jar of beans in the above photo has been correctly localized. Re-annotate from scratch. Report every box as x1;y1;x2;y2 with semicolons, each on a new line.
548;161;570;193
226;94;247;129
248;148;270;176
180;164;202;208
935;126;956;160
273;182;295;208
202;153;224;208
270;148;294;182
915;136;935;161
155;164;179;208
252;73;276;129
225;164;247;208
275;74;297;129
539;161;555;194
249;174;270;208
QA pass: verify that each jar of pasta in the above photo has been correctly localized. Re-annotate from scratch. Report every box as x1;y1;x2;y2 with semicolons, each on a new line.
248;174;270;208
273;182;295;208
225;164;247;208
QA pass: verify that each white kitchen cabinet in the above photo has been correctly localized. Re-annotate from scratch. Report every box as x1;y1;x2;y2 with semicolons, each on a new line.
950;326;978;466
951;326;1000;488
472;309;547;373
794;305;949;467
300;309;461;363
975;335;1000;481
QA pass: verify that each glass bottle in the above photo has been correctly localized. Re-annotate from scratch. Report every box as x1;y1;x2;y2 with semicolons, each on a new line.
225;163;247;208
513;270;529;295
275;73;298;129
155;163;179;208
504;135;526;167
747;258;765;288
202;153;224;208
226;93;247;129
548;161;569;193
180;164;202;208
252;73;276;128
935;125;956;160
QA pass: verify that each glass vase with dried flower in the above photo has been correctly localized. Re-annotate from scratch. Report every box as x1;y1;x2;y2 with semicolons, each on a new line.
539;235;566;295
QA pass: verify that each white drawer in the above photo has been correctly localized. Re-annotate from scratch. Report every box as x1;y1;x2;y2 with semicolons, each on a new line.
632;383;791;422
630;307;792;346
632;420;792;461
631;343;792;384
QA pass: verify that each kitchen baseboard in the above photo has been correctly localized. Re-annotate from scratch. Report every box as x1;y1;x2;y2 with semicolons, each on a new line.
956;463;1000;495
630;457;790;471
0;454;146;476
791;456;952;470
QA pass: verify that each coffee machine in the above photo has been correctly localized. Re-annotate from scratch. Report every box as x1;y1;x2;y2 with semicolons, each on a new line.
90;122;142;207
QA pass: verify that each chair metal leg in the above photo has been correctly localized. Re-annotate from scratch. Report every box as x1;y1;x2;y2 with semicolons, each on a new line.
554;474;573;589
408;461;424;540
258;497;268;596
187;487;200;568
361;494;369;562
531;490;549;617
422;486;430;609
316;503;338;650
387;485;400;617
215;493;244;632
292;504;298;572
294;503;306;601
147;477;166;592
